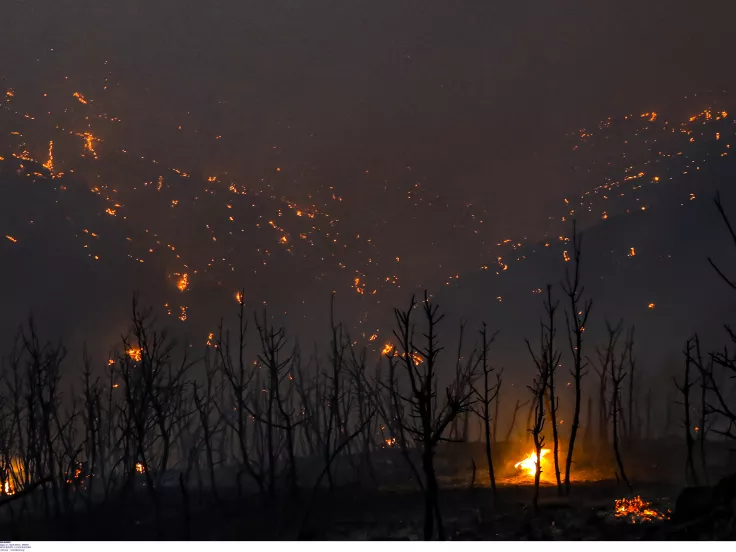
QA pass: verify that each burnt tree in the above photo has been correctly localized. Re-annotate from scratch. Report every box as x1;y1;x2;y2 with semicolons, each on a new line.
561;220;593;495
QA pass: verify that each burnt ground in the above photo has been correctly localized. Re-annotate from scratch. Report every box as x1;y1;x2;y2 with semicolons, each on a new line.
0;440;733;540
0;477;696;540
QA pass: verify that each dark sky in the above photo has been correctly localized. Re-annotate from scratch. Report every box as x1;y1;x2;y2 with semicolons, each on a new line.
3;0;736;237
3;0;736;406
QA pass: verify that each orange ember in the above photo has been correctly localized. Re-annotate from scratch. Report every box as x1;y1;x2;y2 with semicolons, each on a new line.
614;496;668;523
176;273;189;292
126;347;142;362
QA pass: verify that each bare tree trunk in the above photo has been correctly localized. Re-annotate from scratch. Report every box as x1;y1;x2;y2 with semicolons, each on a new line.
676;339;698;485
609;322;632;491
472;324;499;501
562;220;593;496
386;293;478;539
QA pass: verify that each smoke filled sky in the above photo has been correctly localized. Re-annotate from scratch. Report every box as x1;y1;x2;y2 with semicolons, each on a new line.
2;0;736;396
3;0;736;235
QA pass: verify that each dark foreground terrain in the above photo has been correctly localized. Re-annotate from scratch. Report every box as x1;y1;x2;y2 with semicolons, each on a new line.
0;479;698;540
0;474;731;540
1;440;734;540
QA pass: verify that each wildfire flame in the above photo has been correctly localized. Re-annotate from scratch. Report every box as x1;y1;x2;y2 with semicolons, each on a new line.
1;457;25;495
514;448;551;478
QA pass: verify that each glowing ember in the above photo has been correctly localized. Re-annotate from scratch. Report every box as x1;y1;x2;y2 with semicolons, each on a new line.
514;448;551;478
614;496;668;523
126;347;142;362
77;132;98;158
176;273;189;292
381;343;395;356
73;91;89;105
43;141;55;173
135;462;145;474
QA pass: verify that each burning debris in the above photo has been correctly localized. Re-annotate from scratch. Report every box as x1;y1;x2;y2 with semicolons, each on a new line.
614;496;669;523
126;346;143;362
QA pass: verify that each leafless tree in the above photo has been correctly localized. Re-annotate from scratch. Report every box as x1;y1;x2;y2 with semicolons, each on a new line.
215;290;264;497
525;329;548;512
470;323;500;501
386;292;479;540
602;321;632;491
561;220;593;495
675;338;698;485
527;285;563;496
192;347;222;501
254;310;299;498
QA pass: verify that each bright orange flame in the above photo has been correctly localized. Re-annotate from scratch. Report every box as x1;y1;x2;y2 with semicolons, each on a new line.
135;462;145;474
514;448;551;478
126;347;142;362
382;343;395;356
2;458;24;495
